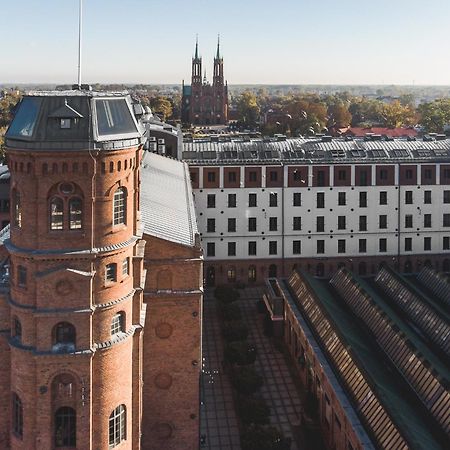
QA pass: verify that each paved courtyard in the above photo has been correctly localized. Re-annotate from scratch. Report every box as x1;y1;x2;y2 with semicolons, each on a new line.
200;286;304;450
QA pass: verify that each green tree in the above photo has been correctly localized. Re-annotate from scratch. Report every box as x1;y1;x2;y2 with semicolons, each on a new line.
149;95;173;121
381;100;415;128
418;99;450;133
236;91;260;127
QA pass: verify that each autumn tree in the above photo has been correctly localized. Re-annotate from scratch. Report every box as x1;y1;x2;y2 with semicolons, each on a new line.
236;91;260;128
418;99;450;133
381;100;416;128
0;91;22;160
149;95;173;121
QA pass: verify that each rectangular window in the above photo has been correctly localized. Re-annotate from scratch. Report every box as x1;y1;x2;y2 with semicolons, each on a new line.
207;218;216;232
228;171;237;183
18;266;27;287
249;193;257;207
359;216;367;231
379;238;387;253
444;214;450;227
228;218;236;232
443;236;450;250
106;263;117;283
316;192;325;208
423;168;432;180
316;216;325;232
338;239;346;253
269;217;278;231
269;192;278;207
359;239;366;253
228;193;236;208
424;190;432;204
338;170;346;181
317;240;325;254
379;215;387;229
293;192;301;207
269;241;277;255
207;194;216;208
293;217;302;231
228;242;236;256
379;191;387;205
359;191;367;208
122;258;129;276
317;170;326;187
405;169;413;180
405;237;412;251
248;217;257;232
405;214;413;228
249;171;257;182
269;170;278;182
207;171;216;183
359;170;368;186
379;169;388;180
207;242;215;257
424;214;432;228
293;240;301;255
424;237;431;251
338;192;346;206
248;241;257;255
444;191;450;204
405;191;413;204
338;216;346;230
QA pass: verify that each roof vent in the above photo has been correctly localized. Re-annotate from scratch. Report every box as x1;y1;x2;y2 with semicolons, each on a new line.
321;135;332;143
436;134;446;141
71;84;92;91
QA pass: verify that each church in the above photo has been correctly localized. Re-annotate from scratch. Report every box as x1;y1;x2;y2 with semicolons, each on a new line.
181;38;229;126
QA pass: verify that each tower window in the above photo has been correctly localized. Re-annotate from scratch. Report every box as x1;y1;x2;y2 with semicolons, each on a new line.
113;188;127;226
111;313;125;336
12;393;23;438
50;197;64;230
122;258;129;276
17;266;27;287
55;407;76;447
53;322;76;352
60;118;71;129
69;197;82;229
12;189;22;228
109;405;126;448
106;263;117;283
13;317;22;343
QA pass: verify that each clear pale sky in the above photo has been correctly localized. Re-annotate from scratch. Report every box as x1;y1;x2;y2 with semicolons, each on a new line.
2;0;450;85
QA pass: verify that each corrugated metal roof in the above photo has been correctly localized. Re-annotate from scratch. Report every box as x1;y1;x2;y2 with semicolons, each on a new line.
140;152;198;247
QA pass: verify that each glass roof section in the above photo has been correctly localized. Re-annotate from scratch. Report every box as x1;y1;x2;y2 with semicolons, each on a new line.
6;97;42;139
95;98;138;139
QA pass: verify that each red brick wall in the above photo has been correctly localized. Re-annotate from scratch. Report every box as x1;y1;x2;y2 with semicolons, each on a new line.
333;166;351;187
244;167;262;188
202;168;220;188
223;167;241;188
265;166;283;188
287;166;308;187
421;165;436;185
375;165;395;186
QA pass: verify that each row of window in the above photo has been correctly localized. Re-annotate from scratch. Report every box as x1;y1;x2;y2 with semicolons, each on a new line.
12;393;126;448
204;190;450;209
206;236;450;257
12;314;126;349
199;167;450;187
205;214;450;233
13;258;129;289
12;186;127;230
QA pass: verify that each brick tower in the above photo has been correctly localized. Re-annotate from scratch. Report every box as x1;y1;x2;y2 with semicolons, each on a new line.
1;89;146;449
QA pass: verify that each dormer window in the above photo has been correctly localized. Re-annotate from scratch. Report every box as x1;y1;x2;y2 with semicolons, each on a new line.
60;118;71;129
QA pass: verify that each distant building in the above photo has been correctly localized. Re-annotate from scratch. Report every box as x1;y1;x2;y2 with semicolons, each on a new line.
181;37;228;126
263;265;450;449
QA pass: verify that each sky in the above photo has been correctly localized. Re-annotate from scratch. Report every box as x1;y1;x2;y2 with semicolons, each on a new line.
2;0;450;85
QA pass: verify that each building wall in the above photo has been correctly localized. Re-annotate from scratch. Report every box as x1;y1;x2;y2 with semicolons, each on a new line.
141;236;203;450
190;163;450;284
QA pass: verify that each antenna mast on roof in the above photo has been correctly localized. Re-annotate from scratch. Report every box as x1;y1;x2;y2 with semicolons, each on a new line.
77;0;83;87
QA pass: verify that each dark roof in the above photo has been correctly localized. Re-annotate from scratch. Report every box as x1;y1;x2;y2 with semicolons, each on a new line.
5;90;145;151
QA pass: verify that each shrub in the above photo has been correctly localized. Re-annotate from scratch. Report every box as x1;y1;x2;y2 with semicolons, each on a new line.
215;285;240;304
219;303;242;321
231;366;263;395
237;396;270;425
224;341;257;366
222;321;248;342
241;425;291;450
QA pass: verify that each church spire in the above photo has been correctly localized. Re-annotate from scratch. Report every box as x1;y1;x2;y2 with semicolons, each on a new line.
216;34;221;59
195;34;199;60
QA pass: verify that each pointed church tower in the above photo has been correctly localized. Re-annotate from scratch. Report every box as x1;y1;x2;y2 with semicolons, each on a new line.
213;35;224;87
213;35;228;124
191;36;202;86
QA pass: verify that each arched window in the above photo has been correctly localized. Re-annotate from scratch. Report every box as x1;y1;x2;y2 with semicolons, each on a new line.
111;313;125;336
69;197;82;230
53;322;76;352
109;405;126;448
12;189;22;228
248;265;257;282
227;266;236;283
12;393;23;438
113;188;126;226
54;407;76;447
50;197;64;230
269;264;277;278
12;317;22;343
